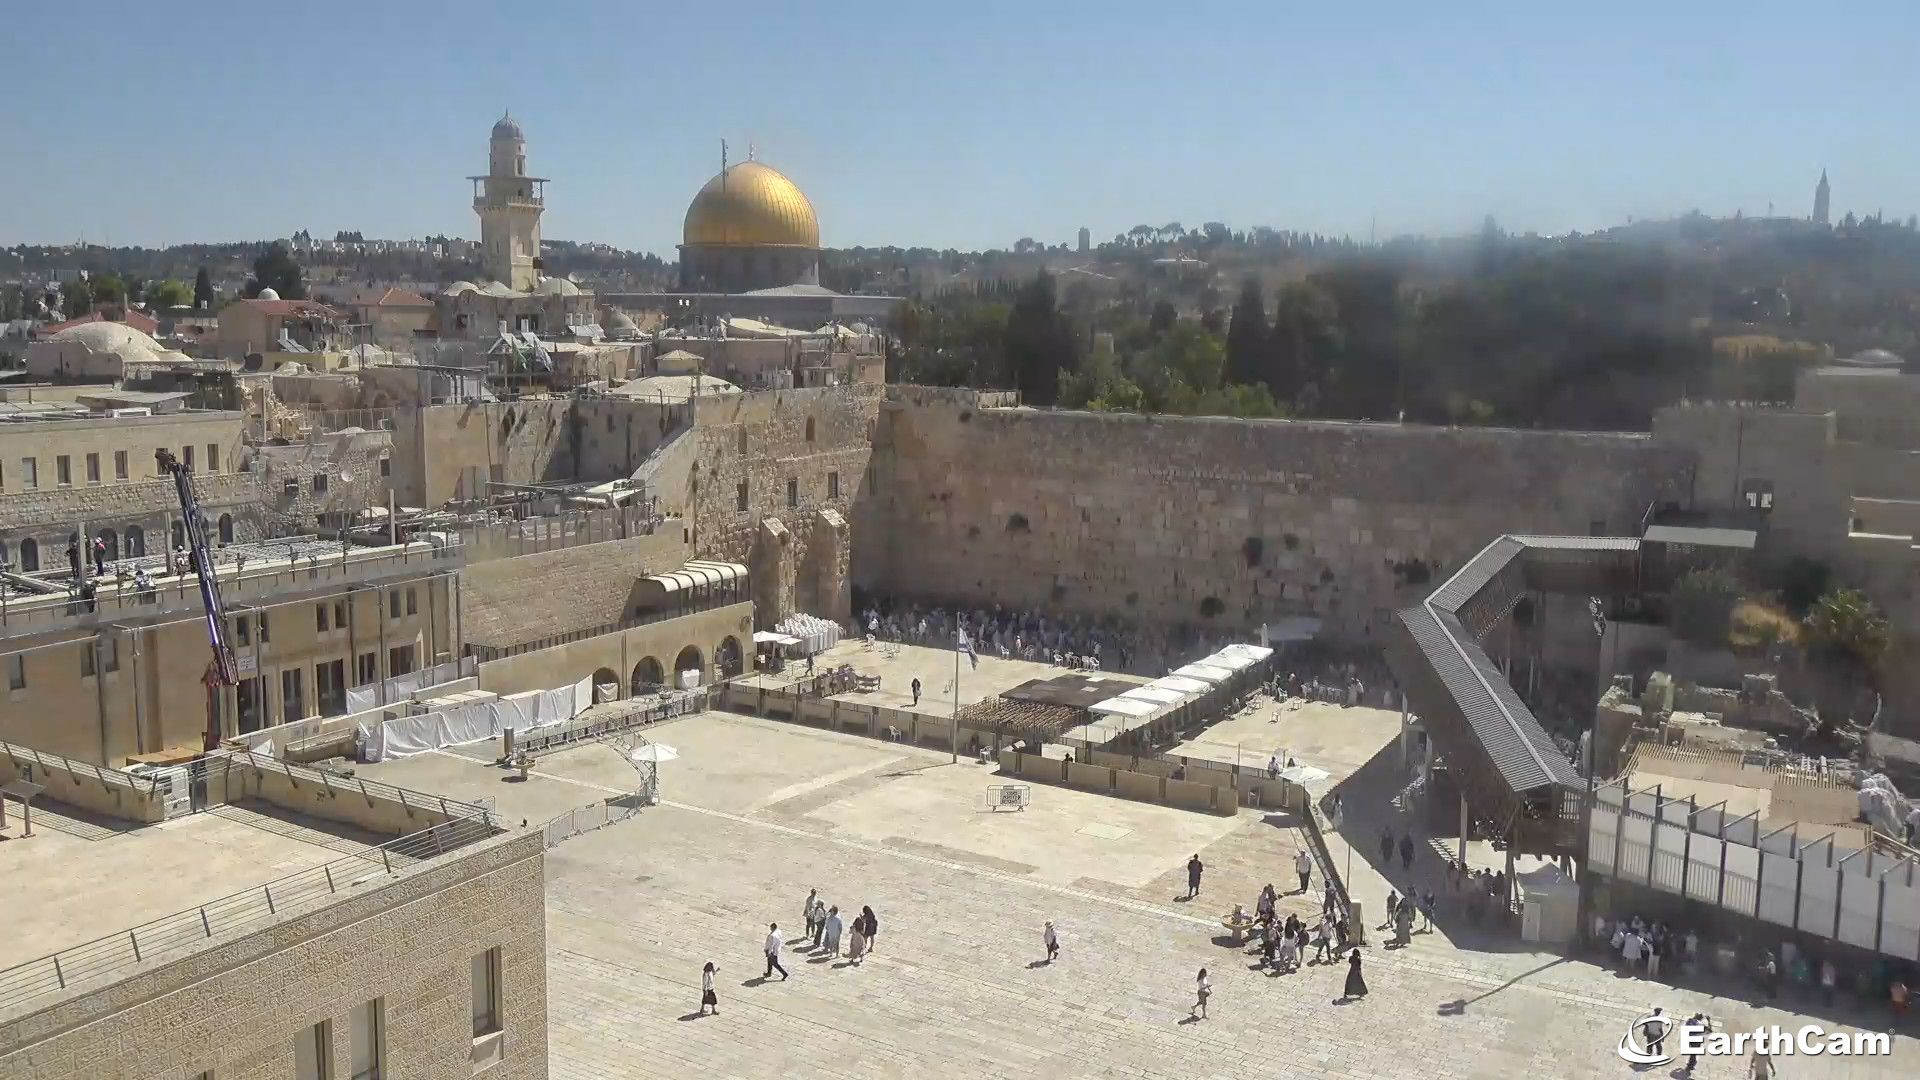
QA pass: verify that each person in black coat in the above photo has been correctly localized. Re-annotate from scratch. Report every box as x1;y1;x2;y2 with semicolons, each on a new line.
1343;949;1369;1000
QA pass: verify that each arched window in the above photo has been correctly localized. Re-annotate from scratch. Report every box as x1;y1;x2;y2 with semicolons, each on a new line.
217;514;234;544
126;525;145;557
805;417;815;442
19;538;39;572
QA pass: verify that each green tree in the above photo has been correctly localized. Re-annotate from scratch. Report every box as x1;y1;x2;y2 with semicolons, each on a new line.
60;276;93;318
1670;567;1741;647
243;243;308;299
1803;589;1889;672
1269;279;1340;408
1148;300;1177;337
193;266;215;309
1224;278;1269;389
1004;272;1078;406
144;279;193;309
89;273;127;305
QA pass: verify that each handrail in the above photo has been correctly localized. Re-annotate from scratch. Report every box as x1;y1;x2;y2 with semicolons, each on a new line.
216;749;493;822
0;814;498;1015
0;739;164;798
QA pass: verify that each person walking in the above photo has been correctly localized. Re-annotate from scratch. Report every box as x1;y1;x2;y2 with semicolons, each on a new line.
699;961;719;1016
1647;930;1664;979
1620;927;1644;974
1380;890;1400;932
859;906;878;955
847;913;868;962
1819;958;1837;1006
1043;920;1059;963
911;677;922;706
1191;968;1211;1020
1186;855;1204;899
1642;1007;1667;1060
91;537;106;576
1322;882;1337;919
1419;891;1435;933
810;896;828;949
764;923;789;980
1294;849;1313;895
1759;951;1779;999
1681;1013;1710;1075
1748;1046;1775;1079
1343;949;1369;1000
1399;832;1415;872
802;888;820;941
1379;827;1394;866
823;906;843;956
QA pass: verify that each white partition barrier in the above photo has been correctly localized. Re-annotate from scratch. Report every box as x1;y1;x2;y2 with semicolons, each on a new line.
1587;780;1913;962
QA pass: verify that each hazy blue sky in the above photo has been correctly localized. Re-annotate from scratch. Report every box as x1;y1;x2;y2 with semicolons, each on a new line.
3;1;1914;256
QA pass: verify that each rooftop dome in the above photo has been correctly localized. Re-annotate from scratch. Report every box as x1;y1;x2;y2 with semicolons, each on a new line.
492;112;523;141
256;287;280;301
537;276;583;297
606;309;637;330
445;280;479;295
683;161;820;249
51;321;166;356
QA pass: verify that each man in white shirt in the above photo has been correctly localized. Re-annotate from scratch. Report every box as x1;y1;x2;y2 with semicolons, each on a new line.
1294;849;1313;895
764;923;789;980
1621;929;1644;972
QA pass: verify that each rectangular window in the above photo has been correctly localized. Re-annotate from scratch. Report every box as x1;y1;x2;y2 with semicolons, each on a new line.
280;667;305;720
19;457;34;490
56;455;71;486
6;655;23;691
736;481;749;512
335;601;347;630
787;478;798;508
294;1020;330;1080
85;453;100;484
183;445;194;471
828;471;840;500
389;590;401;620
471;948;502;1037
317;658;346;715
378;457;391;477
349;998;384;1080
388;643;415;678
81;643;96;678
114;450;129;480
236;678;262;733
232;617;250;646
102;637;118;673
316;604;329;632
356;652;377;685
313;473;329;494
207;444;220;473
405;588;417;616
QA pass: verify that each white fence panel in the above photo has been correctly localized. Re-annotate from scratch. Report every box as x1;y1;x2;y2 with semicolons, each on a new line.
1722;843;1760;917
1837;875;1881;950
1757;852;1800;927
1880;878;1920;961
1588;808;1619;874
1619;813;1654;883
1797;865;1839;938
1651;821;1689;895
1685;835;1723;903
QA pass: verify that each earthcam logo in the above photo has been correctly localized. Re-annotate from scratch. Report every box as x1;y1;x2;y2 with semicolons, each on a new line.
1617;1012;1891;1065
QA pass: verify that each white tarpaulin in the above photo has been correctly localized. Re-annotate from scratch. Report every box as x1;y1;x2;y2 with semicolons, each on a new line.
573;676;593;715
369;680;587;760
1200;648;1258;673
344;656;477;714
1217;643;1275;664
1152;675;1211;695
1172;663;1233;684
1089;697;1159;718
1120;686;1188;705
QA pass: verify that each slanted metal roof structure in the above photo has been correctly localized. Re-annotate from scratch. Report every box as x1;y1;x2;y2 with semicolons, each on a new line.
1387;535;1641;855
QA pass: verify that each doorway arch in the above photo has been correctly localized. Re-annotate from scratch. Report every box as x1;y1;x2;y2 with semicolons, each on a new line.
632;656;665;696
673;645;703;680
126;524;146;557
98;528;118;561
590;666;621;704
217;514;235;544
19;538;38;572
715;636;744;678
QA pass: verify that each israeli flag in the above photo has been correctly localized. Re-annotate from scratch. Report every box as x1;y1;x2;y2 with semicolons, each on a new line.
957;627;979;670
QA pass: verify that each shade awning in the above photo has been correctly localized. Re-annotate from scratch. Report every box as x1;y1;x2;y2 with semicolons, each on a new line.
1120;686;1188;705
640;560;747;596
1151;675;1211;695
1172;663;1234;683
1199;649;1258;673
1089;697;1159;718
1214;643;1274;664
753;631;802;646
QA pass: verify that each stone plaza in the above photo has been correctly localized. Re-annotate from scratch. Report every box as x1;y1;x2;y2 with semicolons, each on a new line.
359;679;1918;1079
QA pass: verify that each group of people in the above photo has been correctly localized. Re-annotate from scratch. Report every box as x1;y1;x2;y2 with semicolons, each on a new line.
855;597;1257;679
701;892;881;1013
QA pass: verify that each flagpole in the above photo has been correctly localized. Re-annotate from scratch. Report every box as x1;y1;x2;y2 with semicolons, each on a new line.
950;632;960;764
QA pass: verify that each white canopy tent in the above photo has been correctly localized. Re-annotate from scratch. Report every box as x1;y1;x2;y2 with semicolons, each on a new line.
1151;675;1212;695
752;631;802;646
1172;662;1234;683
1088;696;1159;718
1120;685;1188;706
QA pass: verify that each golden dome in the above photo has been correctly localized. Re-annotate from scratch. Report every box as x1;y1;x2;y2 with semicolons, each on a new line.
682;161;820;249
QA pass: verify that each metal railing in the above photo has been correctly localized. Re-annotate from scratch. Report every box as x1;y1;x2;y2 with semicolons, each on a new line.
214;748;494;822
0;740;166;800
0;813;498;1014
542;796;645;848
0;539;464;632
465;592;746;663
515;688;713;756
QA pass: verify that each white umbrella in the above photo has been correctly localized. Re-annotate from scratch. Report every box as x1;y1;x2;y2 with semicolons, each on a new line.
627;743;679;764
1278;764;1330;786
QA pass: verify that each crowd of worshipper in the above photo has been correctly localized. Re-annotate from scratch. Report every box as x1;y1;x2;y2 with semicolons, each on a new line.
854;598;1254;678
1593;911;1914;1019
1264;646;1400;711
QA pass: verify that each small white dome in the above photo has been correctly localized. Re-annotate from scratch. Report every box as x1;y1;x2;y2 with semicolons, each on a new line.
446;280;480;295
538;276;582;297
492;113;523;140
256;287;281;301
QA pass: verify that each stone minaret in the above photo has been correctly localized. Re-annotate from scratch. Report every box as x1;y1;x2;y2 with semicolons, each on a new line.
1813;169;1831;227
471;113;546;290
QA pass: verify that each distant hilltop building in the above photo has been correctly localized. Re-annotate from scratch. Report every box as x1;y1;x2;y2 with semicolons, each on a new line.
1077;226;1090;254
1814;168;1831;227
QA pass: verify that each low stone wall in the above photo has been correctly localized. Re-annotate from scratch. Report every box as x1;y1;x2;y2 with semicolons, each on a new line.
996;749;1236;816
228;754;469;836
718;682;1008;755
